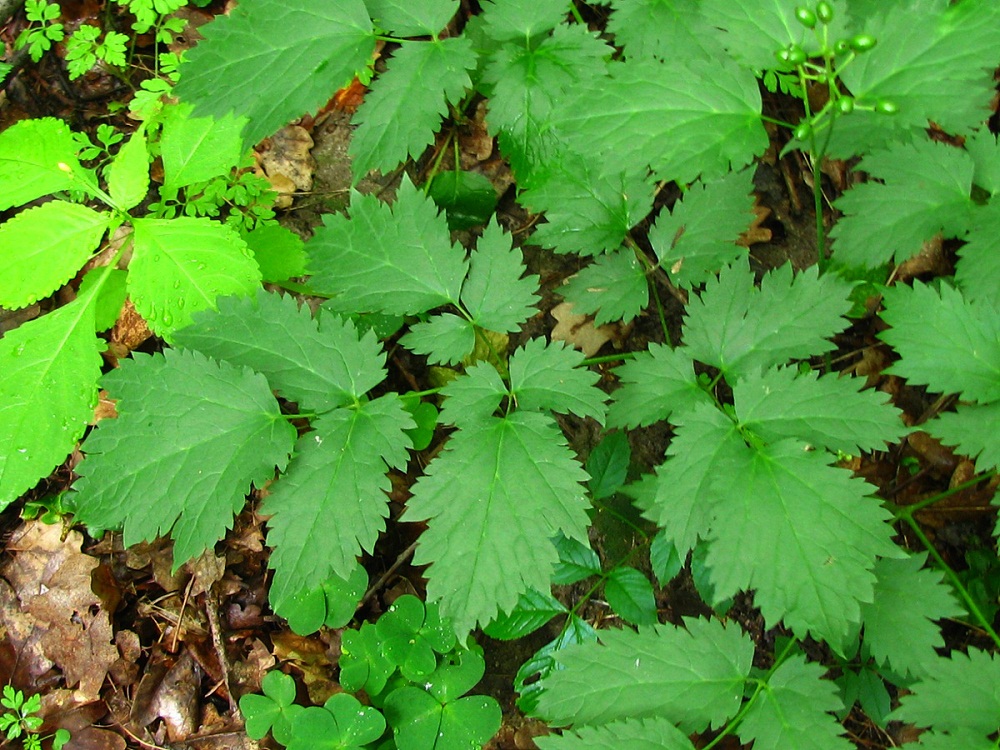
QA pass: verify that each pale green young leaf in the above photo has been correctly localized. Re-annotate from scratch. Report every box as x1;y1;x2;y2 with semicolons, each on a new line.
407;411;591;636
551;57;767;184
480;0;571;40
708;442;899;649
0;118;86;210
350;37;476;179
929;404;1000;473
509;339;606;423
129;216;261;341
648;169;755;289
0;291;103;509
461;218;540;333
957;202;1000;307
173;290;388;411
437;360;508;428
605;566;657;626
176;0;375;146
307;177;467;314
521;153;654;256
243;223;308;284
607;343;707;428
537;618;753;732
106;127;149;212
860;553;963;678
830;139;974;268
608;0;718;62
73;349;296;566
880;282;1000;403
738;656;850;750
734;367;905;455
365;0;458;36
263;395;413;606
561;249;648;325
965;128;1000;196
160;103;246;190
537;717;695;750
0;201;108;309
399;313;475;365
683;261;853;382
892;648;1000;739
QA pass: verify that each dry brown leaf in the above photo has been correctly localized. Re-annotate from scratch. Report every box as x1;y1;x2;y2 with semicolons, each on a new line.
550;302;626;357
132;650;201;742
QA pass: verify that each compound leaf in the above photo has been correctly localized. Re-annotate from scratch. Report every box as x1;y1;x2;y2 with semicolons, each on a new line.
264;395;413;606
607;343;707;428
537;716;695;750
930;403;1000;473
437;361;508;429
537;618;753;732
351;37;476;179
174;290;387;411
308;177;467;314
400;314;475;366
365;0;458;36
129;216;261;342
176;0;375;146
461;218;540;333
0;118;85;211
407;411;591;637
73;349;296;566
508;339;606;423
561;249;648;325
0;201;109;309
479;0;572;40
484;588;567;640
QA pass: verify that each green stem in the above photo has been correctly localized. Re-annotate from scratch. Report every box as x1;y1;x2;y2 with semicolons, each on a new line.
892;469;998;520
568;2;584;24
579;352;635;367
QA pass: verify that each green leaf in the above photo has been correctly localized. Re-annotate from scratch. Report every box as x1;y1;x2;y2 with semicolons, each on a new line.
160;103;246;189
537;618;753;732
966;127;1000;196
77;266;127;331
428;169;498;230
365;0;459;36
350;37;476;179
480;0;571;40
608;0;718;62
561;249;648;325
892;648;1000;741
551;57;767;184
605;566;657;626
0;118;85;210
129;217;261;341
73;349;297;566
174;290;387;411
400;314;475;366
176;0;376;147
271;562;368;634
0;288;103;509
682;260;853;382
462;218;540;333
733;367;905;455
339;622;395;695
264;395;413;606
586;430;630;501
484;588;567;640
509;339;606;423
407;411;591;636
552;534;602;585
860;553;963;678
516;614;597;713
930;403;1000;473
649;531;683;586
308;177;467;314
880;282;1000;403
437;360;508;428
537;716;696;750
243;223;308;284
830;139;974;268
606;343;708;429
0;201;109;309
648;169;755;289
288;695;385;750
737;655;851;750
958;202;1000;307
106;127;149;211
239;671;303;743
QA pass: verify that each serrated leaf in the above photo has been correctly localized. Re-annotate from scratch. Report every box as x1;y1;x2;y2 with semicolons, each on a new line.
129;216;261;341
516;614;596;713
892;648;1000;740
537;716;695;750
551;534;602;585
0;201;109;309
264;395;413;605
734;367;905;455
365;0;458;36
608;0;718;62
552;57;767;184
860;554;963;678
407;411;591;636
160;103;245;189
308;177;467;314
830;139;974;268
561;249;648;325
400;314;475;366
605;566;657;626
243;223;308;284
683;260;852;382
966;128;1000;196
0;288;103;509
738;656;851;750
0;118;85;211
437;360;508;428
508;339;605;422
649;531;683;586
174;290;387;411
649;169;755;288
480;0;571;40
462;218;540;332
957;202;1000;307
106;127;149;211
607;343;708;428
484;588;567;640
73;349;296;566
880;282;1000;403
176;0;375;147
350;37;475;179
930;403;1000;473
537;618;753;732
586;430;630;501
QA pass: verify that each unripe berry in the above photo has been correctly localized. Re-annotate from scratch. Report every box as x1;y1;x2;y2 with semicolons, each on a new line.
793;121;813;140
816;1;834;23
848;34;877;52
836;97;855;114
875;99;899;115
795;6;818;28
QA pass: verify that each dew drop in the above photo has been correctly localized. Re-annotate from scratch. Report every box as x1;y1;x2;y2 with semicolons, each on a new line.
161;311;174;326
152;254;161;262
14;344;25;356
173;280;181;289
196;263;206;271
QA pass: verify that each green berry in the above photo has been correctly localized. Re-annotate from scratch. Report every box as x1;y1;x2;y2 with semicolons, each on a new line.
793;121;813;140
836;97;855;114
833;39;850;54
816;1;834;23
795;6;818;28
775;44;807;66
875;99;899;115
849;34;877;52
